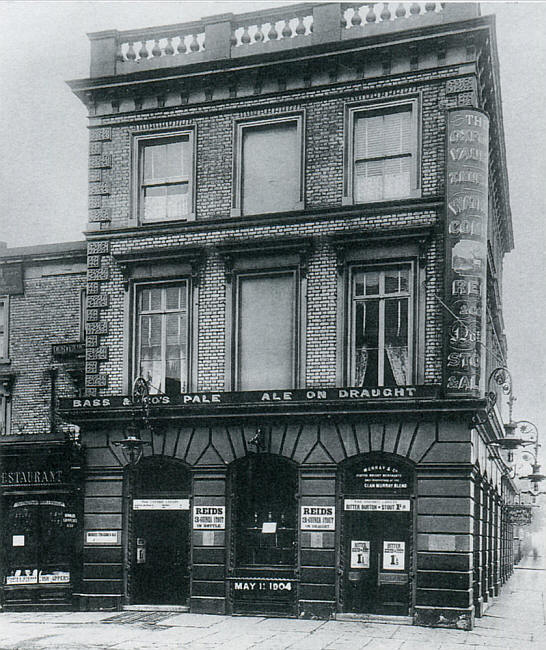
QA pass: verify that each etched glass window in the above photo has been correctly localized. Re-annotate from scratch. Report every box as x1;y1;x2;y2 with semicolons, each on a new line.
351;265;412;386
136;283;188;394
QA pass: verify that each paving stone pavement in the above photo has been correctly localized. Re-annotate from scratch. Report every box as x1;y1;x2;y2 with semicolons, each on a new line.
0;558;543;649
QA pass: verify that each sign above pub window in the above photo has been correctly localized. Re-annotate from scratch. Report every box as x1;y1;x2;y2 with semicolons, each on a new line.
0;264;23;295
344;459;412;494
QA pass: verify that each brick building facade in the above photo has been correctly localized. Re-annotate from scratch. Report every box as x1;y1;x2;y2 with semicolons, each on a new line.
1;1;518;629
0;242;86;608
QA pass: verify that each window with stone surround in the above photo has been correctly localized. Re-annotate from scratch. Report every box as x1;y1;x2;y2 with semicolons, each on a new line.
232;116;304;217
134;282;189;394
134;131;194;223
344;100;420;204
0;296;8;361
349;263;414;387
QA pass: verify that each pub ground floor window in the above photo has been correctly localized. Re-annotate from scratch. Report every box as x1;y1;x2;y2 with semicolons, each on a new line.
129;457;191;606
340;453;414;616
228;454;298;616
3;496;77;603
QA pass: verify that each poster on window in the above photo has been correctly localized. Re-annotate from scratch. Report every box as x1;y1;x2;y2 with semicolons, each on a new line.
350;540;370;568
193;505;225;529
382;541;405;570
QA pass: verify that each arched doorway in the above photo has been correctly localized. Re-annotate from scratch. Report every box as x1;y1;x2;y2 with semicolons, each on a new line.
129;457;191;605
340;453;414;616
228;454;298;615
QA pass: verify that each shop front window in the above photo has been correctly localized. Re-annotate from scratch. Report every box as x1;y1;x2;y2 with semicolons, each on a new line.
231;455;297;567
4;499;76;586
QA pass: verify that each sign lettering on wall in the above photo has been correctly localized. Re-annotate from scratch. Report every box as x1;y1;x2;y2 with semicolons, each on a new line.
85;531;120;545
231;579;295;601
300;506;335;530
0;264;23;295
133;499;189;510
444;108;489;395
344;499;410;512
193;506;225;530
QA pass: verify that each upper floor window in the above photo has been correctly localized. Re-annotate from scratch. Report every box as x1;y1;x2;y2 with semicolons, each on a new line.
350;264;413;386
232;116;304;217
236;271;298;390
0;383;10;435
135;282;189;394
344;101;419;205
0;297;8;361
134;131;194;223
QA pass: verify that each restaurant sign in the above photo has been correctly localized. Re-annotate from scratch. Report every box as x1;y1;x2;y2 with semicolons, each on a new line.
59;385;437;410
444;108;489;395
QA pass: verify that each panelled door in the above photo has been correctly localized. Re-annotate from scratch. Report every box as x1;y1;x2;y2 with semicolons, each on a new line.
341;453;414;616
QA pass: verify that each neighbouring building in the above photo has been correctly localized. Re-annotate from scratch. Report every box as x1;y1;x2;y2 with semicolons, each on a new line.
1;1;519;628
0;241;86;609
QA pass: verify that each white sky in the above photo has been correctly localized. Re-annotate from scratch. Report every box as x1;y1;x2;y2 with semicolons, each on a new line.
0;1;545;459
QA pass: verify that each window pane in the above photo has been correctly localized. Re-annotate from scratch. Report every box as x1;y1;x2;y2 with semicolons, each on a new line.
238;274;295;390
144;186;167;222
365;271;380;296
383;157;411;199
166;183;188;220
0;300;4;357
384;298;409;385
354;160;383;202
143;143;168;182
241;121;299;216
383;111;412;156
384;267;410;294
354;300;379;386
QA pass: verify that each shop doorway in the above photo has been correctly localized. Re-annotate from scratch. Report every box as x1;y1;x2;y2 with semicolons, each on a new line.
340;453;414;616
130;458;190;606
228;454;298;615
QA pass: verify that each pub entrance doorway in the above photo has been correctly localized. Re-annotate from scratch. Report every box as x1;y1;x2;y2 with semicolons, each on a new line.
340;453;414;616
129;458;190;606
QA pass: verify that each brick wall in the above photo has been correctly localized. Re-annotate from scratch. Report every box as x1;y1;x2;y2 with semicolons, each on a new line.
3;259;86;438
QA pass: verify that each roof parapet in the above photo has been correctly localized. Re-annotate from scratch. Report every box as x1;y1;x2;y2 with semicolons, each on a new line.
88;2;480;78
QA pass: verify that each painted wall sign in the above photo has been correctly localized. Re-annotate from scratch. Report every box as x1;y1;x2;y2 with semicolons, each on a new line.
300;506;335;530
85;530;120;545
383;541;405;570
1;470;64;486
193;505;225;529
344;499;410;512
444;108;489;395
39;572;70;584
0;263;23;295
51;342;86;357
6;571;37;585
59;386;437;410
350;540;370;568
352;464;408;490
231;579;295;600
133;498;189;510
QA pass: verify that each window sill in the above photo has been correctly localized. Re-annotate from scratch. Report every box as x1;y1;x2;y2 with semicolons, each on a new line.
342;190;422;206
0;358;11;365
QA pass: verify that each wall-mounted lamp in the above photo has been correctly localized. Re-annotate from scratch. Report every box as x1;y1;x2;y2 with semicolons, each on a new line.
112;421;150;467
111;377;152;467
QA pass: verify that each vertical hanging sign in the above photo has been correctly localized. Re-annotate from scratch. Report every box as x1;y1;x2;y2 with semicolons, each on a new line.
444;108;489;395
